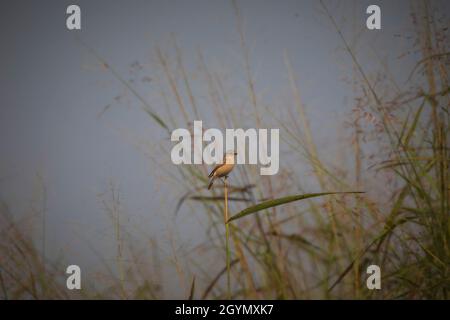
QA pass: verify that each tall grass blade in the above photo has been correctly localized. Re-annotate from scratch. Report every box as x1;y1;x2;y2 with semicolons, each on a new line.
188;276;195;300
227;192;365;223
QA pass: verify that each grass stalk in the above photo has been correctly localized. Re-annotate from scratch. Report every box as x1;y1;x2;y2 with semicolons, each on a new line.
224;177;231;299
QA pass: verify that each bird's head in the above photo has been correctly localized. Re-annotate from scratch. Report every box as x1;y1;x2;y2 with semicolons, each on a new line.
224;151;237;163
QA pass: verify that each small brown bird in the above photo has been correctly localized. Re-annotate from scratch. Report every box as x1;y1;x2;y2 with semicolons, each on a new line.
208;151;237;190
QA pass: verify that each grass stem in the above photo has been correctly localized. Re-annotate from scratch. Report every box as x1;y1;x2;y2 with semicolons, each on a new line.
224;177;231;299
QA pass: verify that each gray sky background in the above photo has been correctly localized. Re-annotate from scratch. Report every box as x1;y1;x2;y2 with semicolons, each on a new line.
1;0;447;297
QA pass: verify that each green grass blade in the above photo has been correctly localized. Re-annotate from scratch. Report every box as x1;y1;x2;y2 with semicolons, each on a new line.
227;191;365;223
269;231;324;253
77;36;171;133
402;101;424;147
188;276;195;300
142;107;170;133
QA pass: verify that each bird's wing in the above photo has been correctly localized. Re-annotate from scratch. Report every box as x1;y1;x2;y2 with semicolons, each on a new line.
208;163;225;177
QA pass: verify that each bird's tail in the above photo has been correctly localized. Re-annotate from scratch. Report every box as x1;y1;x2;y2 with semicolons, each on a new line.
208;176;216;190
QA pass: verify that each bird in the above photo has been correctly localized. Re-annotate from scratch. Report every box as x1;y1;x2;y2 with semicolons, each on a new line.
207;151;237;190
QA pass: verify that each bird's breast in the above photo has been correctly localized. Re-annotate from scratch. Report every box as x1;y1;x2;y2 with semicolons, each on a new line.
215;163;235;177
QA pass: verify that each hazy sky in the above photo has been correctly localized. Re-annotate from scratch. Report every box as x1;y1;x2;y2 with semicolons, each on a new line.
1;0;445;297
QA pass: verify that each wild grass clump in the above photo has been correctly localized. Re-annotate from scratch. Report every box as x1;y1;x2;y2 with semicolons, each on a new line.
146;1;449;299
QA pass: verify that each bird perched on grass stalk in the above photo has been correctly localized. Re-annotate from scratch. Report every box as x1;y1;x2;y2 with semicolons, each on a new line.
208;151;237;189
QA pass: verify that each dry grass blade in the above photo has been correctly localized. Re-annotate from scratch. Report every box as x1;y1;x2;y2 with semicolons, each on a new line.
201;259;239;300
76;36;170;133
190;196;252;202
175;192;253;216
